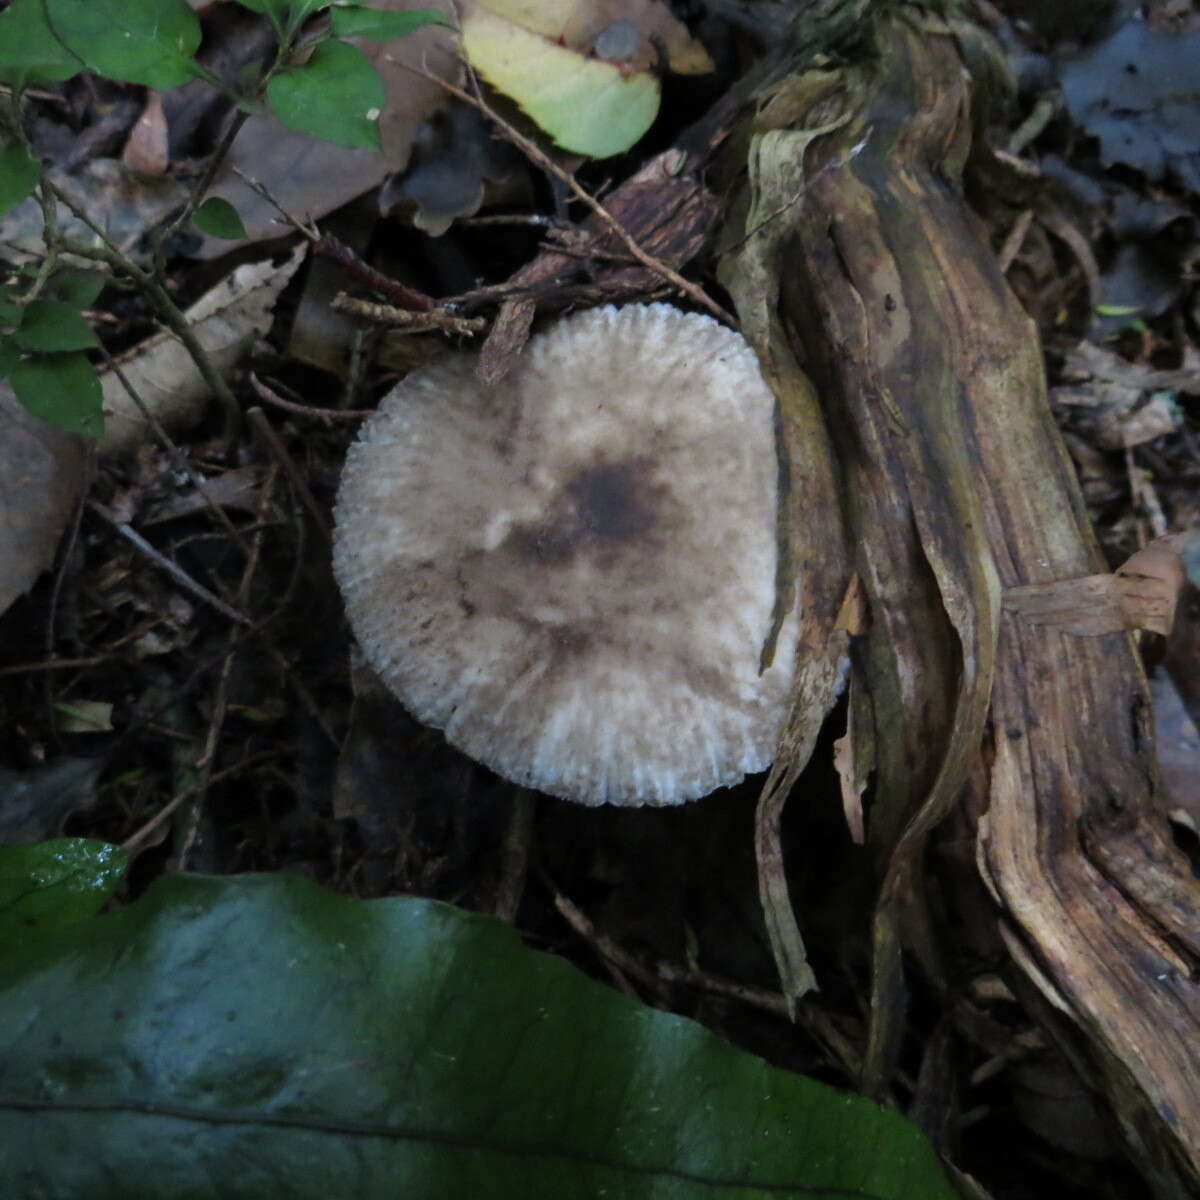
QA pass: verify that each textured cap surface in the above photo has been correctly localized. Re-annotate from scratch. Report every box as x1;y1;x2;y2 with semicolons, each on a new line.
333;303;797;805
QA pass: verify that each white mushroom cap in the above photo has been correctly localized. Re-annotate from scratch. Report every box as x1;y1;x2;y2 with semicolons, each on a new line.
332;303;797;806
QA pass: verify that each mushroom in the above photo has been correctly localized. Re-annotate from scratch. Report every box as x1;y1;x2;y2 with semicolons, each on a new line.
332;303;797;805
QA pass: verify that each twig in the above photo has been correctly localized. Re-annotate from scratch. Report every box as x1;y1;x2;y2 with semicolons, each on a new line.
229;166;439;312
411;64;736;327
549;880;862;1080
153;108;251;275
315;234;437;311
121;750;281;852
174;467;278;869
247;407;333;542
249;372;371;423
41;176;243;443
88;500;252;626
0;655;116;677
332;293;487;336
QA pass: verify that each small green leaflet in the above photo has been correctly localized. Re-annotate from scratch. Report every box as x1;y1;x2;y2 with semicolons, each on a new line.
192;196;248;240
267;39;385;151
9;352;104;436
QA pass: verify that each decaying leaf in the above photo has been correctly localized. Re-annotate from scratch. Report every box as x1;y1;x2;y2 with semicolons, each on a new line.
1004;535;1189;637
121;90;170;177
461;0;712;158
0;387;86;619
0;757;105;845
98;245;305;455
0;159;186;266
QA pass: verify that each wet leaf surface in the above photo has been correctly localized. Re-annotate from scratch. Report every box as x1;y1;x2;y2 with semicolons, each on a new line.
0;873;958;1200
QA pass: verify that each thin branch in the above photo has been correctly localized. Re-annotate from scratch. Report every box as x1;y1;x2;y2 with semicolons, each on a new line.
88;501;252;626
410;64;736;327
331;292;486;336
249;372;371;423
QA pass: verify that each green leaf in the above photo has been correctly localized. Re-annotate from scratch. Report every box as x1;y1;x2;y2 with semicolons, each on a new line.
43;0;202;89
267;39;385;151
237;0;331;35
0;874;957;1200
0;142;41;217
13;300;99;352
330;6;452;40
0;840;128;946
0;336;19;376
9;351;104;436
46;269;108;309
0;0;82;85
192;195;249;240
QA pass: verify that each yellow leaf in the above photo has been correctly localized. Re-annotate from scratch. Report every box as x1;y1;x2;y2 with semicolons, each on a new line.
462;7;660;157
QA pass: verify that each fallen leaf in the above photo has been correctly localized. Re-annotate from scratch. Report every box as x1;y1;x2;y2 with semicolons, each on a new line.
0;758;105;844
0;159;187;267
0;387;86;618
98;245;305;456
1059;19;1200;191
471;0;712;74
121;91;170;176
461;4;661;158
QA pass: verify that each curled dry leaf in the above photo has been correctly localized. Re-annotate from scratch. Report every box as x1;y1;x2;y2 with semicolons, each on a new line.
1003;534;1190;637
0;387;87;619
98;245;305;456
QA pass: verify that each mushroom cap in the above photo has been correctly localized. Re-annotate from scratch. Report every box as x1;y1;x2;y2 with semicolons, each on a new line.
332;303;797;806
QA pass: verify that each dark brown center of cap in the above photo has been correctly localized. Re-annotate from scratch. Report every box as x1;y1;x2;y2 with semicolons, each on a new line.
509;460;662;567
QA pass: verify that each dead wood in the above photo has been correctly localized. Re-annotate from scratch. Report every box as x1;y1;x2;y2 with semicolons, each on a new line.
711;9;1200;1196
451;0;1200;1191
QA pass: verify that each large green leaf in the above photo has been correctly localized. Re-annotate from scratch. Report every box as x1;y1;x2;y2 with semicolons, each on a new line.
43;0;202;89
267;39;385;150
0;0;82;85
0;874;957;1199
0;839;128;946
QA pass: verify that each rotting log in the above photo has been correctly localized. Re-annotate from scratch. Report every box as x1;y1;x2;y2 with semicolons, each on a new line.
714;8;1200;1196
469;0;1200;1191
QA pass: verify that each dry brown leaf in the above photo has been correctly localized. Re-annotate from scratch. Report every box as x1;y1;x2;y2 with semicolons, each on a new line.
122;91;170;176
0;159;186;267
1003;534;1188;637
0;388;87;619
98;245;305;455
